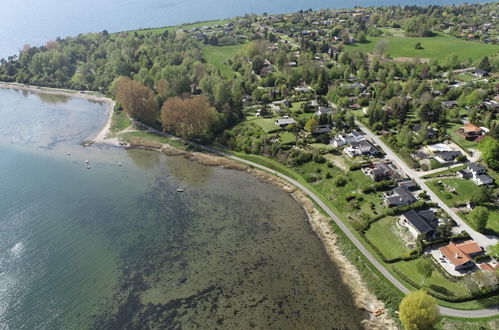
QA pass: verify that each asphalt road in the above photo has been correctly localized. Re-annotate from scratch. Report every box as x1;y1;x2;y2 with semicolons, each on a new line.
128;119;499;318
355;120;498;248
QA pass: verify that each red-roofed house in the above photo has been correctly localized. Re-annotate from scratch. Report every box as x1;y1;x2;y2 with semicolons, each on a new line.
456;124;483;141
438;240;483;271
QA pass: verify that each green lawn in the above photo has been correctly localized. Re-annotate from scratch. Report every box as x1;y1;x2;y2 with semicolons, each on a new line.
345;31;499;62
427;178;481;207
201;43;245;78
422;165;467;179
463;210;499;235
110;110;131;134
245;115;280;133
394;259;470;297
365;216;409;260
279;132;296;144
456;73;478;82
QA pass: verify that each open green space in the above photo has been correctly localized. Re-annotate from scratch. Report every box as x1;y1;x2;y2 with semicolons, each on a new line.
345;31;499;62
245;115;280;133
463;210;499;234
110;110;132;135
201;43;245;78
279;131;296;144
394;259;470;297
365;216;410;260
427;178;481;206
422;165;467;179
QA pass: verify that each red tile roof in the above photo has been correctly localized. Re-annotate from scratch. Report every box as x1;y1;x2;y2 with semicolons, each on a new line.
440;244;472;266
464;123;482;133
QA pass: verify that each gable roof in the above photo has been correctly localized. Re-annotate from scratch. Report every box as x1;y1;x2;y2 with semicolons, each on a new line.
464;123;482;133
455;240;483;255
440;244;473;266
402;209;437;235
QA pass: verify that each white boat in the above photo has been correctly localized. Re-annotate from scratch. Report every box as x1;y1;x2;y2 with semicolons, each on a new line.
176;188;184;192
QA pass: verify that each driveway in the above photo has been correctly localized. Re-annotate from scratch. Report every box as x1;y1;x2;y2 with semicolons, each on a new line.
355;120;498;248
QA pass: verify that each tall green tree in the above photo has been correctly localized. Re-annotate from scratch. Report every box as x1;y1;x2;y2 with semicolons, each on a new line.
399;290;439;330
471;206;489;233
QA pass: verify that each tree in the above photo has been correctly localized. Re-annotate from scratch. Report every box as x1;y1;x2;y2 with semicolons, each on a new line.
399;290;439;330
479;137;499;170
305;117;319;133
160;95;217;140
115;76;158;125
478;56;492;72
471;206;489;233
416;258;434;285
374;40;388;59
488;243;499;259
415;42;423;50
470;186;492;205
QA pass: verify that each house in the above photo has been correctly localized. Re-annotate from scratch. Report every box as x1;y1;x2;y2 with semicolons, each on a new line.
468;163;486;175
441;100;458;108
399;180;418;191
456;123;483;141
472;174;494;186
362;162;395;181
312;124;331;135
438;240;483;271
316;106;334;116
345;140;380;157
331;131;364;147
275;118;296;127
473;69;490;78
260;59;274;77
385;186;417;207
294;85;314;93
400;209;439;240
457;169;473;179
433;150;462;164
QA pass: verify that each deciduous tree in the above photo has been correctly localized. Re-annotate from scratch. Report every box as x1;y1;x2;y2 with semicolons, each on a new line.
115;76;158;125
399;290;439;330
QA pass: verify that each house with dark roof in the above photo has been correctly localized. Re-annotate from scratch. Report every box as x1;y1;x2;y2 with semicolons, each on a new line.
275;118;296;127
473;69;490;78
345;140;380;157
400;209;439;240
433;150;462;164
473;174;494;186
362;162;396;181
385;186;417;207
312;124;331;135
468;163;486;175
441;100;458;108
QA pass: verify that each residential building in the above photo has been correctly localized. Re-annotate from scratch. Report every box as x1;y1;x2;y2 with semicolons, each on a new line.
441;100;458;108
473;69;490;78
362;162;396;181
312;124;331;135
385;186;417;207
275;118;296;127
438;240;483;271
456;123;483;141
331;131;364;147
472;174;494;186
400;209;439;240
345;140;380;157
316;106;334;116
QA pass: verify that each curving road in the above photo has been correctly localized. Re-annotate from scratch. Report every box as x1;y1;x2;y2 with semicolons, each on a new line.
123;119;499;318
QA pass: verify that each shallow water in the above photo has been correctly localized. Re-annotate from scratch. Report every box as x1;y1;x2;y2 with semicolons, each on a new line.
0;88;365;329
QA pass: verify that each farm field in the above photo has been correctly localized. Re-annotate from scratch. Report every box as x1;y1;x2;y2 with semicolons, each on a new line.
345;31;499;62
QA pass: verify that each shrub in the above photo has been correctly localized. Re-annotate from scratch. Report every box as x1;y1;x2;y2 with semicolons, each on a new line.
334;175;348;187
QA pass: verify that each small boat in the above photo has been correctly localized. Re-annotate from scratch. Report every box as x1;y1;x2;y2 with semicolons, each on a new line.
118;162;122;167
374;309;385;317
85;164;91;170
85;160;90;164
65;152;71;156
176;188;184;192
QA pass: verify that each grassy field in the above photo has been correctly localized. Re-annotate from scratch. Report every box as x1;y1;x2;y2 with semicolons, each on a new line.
279;131;296;144
427;178;481;206
132;19;229;35
394;259;470;297
463;210;499;234
438;316;499;330
201;43;245;78
245;115;280;133
365;216;409;260
109;110;132;135
345;31;499;62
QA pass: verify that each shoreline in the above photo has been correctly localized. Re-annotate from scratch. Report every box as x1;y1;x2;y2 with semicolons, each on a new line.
0;82;394;328
0;82;116;145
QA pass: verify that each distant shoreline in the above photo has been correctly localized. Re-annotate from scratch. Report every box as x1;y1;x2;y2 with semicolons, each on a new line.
0;82;116;144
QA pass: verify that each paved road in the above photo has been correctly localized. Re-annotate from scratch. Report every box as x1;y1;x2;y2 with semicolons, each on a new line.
121;120;499;318
356;120;498;249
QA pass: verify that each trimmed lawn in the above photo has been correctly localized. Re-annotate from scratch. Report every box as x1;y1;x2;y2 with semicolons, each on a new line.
365;216;409;260
422;165;467;179
456;73;477;82
427;178;481;207
279;132;296;145
344;31;499;62
394;259;469;297
246;115;280;133
201;43;245;78
463;210;499;235
110;110;132;135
